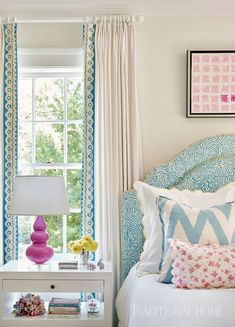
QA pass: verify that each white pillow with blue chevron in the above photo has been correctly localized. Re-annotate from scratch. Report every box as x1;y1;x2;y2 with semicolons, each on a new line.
134;181;235;276
158;197;235;283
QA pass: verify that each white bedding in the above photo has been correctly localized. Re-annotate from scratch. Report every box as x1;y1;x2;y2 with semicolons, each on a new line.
116;265;235;327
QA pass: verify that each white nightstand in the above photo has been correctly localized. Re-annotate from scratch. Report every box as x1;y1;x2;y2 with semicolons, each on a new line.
0;260;112;327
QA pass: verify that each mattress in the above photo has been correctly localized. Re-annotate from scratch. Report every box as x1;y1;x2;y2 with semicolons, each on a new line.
116;265;235;327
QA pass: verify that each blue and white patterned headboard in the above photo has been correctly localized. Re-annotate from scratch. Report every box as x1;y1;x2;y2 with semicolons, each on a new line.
120;134;235;284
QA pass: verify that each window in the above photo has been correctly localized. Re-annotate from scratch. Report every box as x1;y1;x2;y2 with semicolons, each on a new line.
18;75;83;259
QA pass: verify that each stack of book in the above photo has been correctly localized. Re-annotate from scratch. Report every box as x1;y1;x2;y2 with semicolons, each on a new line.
48;298;81;317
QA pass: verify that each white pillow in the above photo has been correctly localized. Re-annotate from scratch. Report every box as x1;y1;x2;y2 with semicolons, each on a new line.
133;180;235;276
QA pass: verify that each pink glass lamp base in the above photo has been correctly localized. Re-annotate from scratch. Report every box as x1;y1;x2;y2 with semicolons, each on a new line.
26;215;54;265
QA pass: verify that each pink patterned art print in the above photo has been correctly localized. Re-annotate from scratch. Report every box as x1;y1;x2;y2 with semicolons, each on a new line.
187;50;235;117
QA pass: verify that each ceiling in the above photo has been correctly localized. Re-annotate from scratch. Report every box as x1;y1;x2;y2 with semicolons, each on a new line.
1;0;235;19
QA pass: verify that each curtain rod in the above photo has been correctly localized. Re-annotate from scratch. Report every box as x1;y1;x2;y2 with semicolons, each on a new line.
1;15;144;24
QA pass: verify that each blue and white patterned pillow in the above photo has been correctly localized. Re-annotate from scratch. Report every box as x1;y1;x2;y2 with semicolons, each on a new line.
158;196;235;283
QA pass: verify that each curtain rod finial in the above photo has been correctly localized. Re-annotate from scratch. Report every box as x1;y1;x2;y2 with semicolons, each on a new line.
135;15;144;23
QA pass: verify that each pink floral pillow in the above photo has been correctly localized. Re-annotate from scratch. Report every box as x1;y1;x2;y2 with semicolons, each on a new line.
169;239;235;289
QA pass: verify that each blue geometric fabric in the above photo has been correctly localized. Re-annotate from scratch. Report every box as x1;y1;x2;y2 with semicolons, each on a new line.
3;22;18;263
81;24;96;240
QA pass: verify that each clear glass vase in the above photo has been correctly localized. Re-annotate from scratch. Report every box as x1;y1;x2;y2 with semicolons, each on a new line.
79;250;89;265
86;299;100;315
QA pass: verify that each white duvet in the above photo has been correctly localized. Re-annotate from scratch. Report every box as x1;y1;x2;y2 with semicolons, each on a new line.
116;265;235;327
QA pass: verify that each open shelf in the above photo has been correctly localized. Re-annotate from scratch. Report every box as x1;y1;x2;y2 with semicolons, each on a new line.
3;302;104;321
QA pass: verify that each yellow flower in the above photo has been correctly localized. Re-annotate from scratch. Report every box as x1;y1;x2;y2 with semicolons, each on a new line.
71;242;83;254
90;241;98;252
68;240;76;250
81;240;92;251
82;235;93;243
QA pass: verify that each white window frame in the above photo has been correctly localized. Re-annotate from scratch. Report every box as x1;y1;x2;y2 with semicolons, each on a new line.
18;63;83;260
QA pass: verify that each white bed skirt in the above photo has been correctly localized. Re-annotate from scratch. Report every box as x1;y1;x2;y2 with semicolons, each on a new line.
116;265;235;327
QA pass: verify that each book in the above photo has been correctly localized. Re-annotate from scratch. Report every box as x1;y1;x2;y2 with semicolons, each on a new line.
47;313;80;319
48;298;81;316
49;306;80;314
49;298;81;307
49;310;80;314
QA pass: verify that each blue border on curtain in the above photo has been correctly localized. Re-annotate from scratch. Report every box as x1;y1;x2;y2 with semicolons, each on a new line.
3;23;18;263
81;24;96;243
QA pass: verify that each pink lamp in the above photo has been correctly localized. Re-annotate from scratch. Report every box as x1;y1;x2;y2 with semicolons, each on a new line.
11;176;70;264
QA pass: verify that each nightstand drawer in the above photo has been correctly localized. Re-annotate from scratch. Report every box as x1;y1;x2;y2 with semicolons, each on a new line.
2;279;104;292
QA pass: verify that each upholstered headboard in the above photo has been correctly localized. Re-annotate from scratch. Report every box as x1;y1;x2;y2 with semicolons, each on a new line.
120;134;235;284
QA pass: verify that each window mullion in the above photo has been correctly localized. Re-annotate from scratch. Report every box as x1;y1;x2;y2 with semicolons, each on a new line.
18;163;82;169
62;215;67;255
18;119;82;124
31;78;36;237
32;77;36;165
64;77;68;164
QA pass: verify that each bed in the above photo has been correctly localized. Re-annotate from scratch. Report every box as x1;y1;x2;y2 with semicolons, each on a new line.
116;134;235;327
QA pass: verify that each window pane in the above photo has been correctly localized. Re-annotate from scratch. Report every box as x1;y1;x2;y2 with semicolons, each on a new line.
67;213;80;250
18;216;33;260
35;78;64;120
67;169;82;209
34;169;63;177
35;123;64;163
18;123;32;163
19;78;32;121
67;79;83;120
68;123;82;163
45;215;63;253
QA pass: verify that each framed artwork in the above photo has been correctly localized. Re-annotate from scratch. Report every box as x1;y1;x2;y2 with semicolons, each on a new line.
187;50;235;117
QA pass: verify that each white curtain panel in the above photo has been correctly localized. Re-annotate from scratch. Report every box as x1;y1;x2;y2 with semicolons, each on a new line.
95;16;143;290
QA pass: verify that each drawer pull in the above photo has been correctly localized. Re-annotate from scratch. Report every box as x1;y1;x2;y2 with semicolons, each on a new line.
50;284;55;289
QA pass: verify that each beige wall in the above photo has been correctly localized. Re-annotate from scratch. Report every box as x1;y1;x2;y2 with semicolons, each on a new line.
136;17;235;177
18;23;83;48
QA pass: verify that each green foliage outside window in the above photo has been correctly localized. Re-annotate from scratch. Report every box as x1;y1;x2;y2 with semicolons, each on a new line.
18;78;83;257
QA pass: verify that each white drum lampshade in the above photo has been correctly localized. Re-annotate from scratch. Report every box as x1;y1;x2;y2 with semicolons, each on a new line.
11;176;70;264
11;176;70;216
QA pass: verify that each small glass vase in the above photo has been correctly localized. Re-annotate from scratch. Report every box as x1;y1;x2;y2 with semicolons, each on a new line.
86;299;100;315
79;250;89;265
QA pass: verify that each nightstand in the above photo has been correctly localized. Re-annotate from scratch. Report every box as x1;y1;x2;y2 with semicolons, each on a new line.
0;260;112;327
